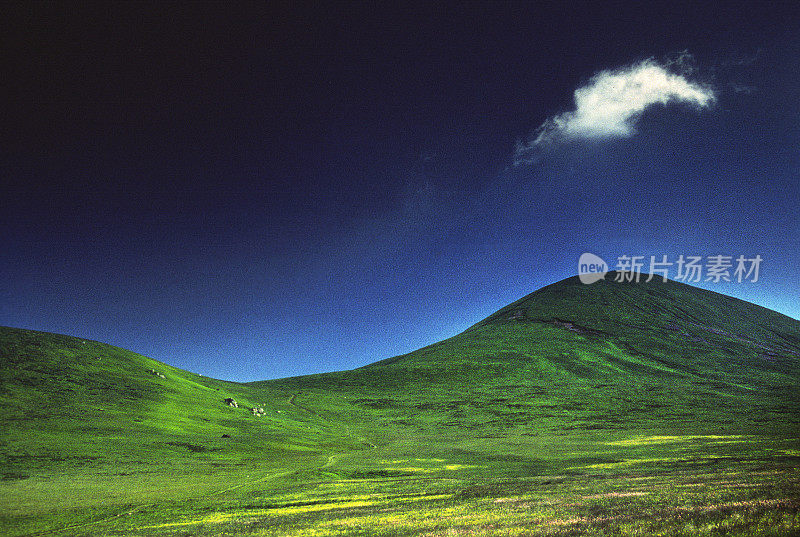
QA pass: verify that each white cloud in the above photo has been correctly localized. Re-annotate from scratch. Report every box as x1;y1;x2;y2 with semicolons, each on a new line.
515;58;715;164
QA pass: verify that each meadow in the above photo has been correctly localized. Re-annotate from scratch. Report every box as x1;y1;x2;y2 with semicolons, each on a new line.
1;276;798;535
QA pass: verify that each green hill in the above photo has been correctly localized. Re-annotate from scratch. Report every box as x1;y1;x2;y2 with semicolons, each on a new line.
264;274;799;435
1;274;798;536
0;327;352;477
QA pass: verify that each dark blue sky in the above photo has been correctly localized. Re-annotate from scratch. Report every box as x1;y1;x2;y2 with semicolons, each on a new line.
2;2;799;381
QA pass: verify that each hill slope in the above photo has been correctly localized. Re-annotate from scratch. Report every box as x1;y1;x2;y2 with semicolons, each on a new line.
371;272;800;377
262;274;800;436
0;327;354;480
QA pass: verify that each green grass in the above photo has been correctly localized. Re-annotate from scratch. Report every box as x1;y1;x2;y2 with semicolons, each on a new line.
1;274;798;535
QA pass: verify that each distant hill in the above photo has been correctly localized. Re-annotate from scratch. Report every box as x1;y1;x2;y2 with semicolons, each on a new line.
367;272;800;381
260;273;800;436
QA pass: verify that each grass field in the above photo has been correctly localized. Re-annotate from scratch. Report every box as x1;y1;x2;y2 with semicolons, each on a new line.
1;275;798;535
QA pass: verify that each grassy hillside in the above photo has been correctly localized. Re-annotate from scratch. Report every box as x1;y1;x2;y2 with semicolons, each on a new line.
1;275;798;535
0;327;354;474
265;274;799;436
0;327;361;535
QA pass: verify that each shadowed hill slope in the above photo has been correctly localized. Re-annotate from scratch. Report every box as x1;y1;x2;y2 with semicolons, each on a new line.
477;272;800;357
370;272;800;373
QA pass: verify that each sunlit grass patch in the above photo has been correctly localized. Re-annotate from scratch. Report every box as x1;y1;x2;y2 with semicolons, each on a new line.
584;491;648;499
566;456;679;469
138;492;457;533
384;466;438;473
604;434;748;447
444;464;480;471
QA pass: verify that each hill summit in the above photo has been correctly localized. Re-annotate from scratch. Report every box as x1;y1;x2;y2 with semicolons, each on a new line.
363;274;800;387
